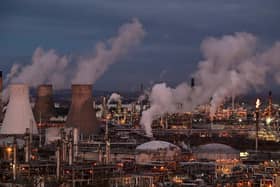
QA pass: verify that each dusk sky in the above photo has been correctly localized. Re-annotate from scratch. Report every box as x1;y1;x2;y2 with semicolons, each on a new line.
1;0;280;91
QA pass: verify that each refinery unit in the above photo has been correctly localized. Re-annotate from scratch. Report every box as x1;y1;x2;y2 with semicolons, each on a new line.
0;72;279;186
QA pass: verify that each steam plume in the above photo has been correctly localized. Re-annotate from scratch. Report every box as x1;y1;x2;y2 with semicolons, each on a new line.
5;19;145;92
141;32;280;136
108;93;121;104
72;18;145;84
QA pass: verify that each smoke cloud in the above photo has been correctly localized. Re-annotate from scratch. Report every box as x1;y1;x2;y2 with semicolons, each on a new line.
72;18;145;84
141;32;280;136
5;18;145;91
108;93;121;104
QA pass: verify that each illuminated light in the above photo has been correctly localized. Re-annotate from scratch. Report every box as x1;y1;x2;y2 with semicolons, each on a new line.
6;147;12;153
89;170;93;174
106;114;111;120
266;117;273;125
256;98;261;109
240;152;249;157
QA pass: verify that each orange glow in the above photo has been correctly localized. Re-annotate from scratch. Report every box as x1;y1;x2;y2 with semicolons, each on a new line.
6;147;12;153
106;114;111;120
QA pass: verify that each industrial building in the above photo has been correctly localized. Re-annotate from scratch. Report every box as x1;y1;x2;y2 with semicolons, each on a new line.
0;80;279;186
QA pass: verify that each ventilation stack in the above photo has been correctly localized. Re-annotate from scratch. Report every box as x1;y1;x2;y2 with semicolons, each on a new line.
0;84;38;135
34;84;54;123
191;77;195;89
268;90;272;119
66;84;100;135
0;71;3;122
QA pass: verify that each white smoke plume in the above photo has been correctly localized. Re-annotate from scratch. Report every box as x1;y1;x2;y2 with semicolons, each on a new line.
141;32;280;136
108;93;121;104
138;94;147;103
72;18;145;84
5;18;145;91
8;48;70;90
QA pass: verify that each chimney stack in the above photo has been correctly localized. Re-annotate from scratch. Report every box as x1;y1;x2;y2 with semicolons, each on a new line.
268;90;272;118
66;84;100;135
191;77;195;88
0;71;3;122
34;84;54;123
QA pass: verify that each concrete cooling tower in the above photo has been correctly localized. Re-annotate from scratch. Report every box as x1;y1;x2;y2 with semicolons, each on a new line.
0;84;38;135
66;84;100;135
33;84;54;123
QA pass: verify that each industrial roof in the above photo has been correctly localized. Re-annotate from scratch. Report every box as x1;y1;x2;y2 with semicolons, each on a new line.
136;140;180;151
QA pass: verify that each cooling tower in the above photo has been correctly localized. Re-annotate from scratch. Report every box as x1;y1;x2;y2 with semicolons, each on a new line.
66;84;100;135
33;84;54;123
0;84;38;135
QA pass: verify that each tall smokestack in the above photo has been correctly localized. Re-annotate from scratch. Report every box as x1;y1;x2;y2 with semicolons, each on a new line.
66;84;100;135
117;99;122;114
34;84;54;123
0;84;38;135
0;71;3;122
191;77;195;88
268;90;272;118
102;96;108;119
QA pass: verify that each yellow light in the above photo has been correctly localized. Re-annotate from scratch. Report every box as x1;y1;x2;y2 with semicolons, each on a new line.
6;147;12;153
266;117;272;125
106;114;111;120
256;98;261;109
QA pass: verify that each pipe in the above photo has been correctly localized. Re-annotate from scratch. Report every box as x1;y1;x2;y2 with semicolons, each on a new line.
73;128;79;162
13;137;17;181
24;128;30;163
256;107;259;152
56;141;61;180
105;119;110;164
60;129;67;162
68;130;73;165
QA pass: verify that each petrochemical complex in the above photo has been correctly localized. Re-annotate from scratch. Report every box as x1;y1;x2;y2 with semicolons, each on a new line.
0;71;280;187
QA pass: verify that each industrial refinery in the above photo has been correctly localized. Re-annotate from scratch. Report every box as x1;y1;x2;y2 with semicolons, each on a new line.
0;70;279;186
1;1;280;186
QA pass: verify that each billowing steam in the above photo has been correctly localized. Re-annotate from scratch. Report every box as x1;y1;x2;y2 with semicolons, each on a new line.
141;32;280;136
108;93;121;104
72;18;145;84
5;18;145;92
8;48;70;90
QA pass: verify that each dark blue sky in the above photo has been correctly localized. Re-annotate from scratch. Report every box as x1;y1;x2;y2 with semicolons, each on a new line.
1;0;280;91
